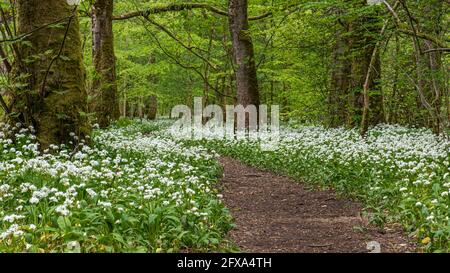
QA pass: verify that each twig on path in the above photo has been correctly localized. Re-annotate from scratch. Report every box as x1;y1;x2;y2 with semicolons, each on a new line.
308;243;334;248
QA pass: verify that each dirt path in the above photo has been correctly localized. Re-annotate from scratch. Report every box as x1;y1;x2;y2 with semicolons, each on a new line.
219;157;416;253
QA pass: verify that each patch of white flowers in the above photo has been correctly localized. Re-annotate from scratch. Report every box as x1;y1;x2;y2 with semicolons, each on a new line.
277;124;449;224
201;123;450;250
0;120;228;252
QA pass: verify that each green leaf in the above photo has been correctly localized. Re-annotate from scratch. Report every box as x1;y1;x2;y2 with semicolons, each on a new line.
57;216;71;230
59;55;71;61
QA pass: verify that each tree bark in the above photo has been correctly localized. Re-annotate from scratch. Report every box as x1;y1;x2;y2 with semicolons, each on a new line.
91;0;120;128
349;1;384;129
146;95;158;120
416;0;444;134
228;0;260;108
329;24;351;128
12;0;89;148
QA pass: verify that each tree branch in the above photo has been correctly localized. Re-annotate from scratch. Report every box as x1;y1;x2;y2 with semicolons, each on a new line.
39;6;77;99
112;3;271;21
142;16;218;71
422;48;450;54
248;11;272;21
0;44;11;73
381;0;447;49
396;28;447;49
142;22;235;100
0;92;10;114
0;14;73;44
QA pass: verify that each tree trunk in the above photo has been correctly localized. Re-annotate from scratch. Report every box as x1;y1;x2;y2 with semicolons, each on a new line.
329;25;351;128
228;0;260;108
146;95;158;120
349;1;384;129
91;0;120;128
416;0;444;134
137;96;144;119
127;102;136;118
12;0;89;148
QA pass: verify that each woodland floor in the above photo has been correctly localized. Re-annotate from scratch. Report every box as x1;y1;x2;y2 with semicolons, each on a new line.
219;157;417;253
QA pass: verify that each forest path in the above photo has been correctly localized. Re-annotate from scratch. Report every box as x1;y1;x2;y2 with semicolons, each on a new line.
219;157;416;253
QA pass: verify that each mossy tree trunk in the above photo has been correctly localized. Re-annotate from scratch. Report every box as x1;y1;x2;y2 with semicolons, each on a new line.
228;0;260;108
91;0;120;128
415;0;444;134
329;1;384;129
12;0;89;148
349;1;384;128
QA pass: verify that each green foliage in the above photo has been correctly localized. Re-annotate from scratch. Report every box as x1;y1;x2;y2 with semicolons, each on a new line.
77;0;450;128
